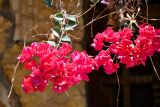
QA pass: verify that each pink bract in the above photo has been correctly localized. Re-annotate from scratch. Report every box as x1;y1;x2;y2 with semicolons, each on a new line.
18;42;95;93
92;24;160;74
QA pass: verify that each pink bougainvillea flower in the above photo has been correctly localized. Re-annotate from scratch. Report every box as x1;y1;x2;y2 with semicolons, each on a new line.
103;61;119;75
91;33;104;51
22;67;49;93
116;39;134;56
22;76;35;94
19;23;160;94
71;51;95;81
103;27;114;42
92;23;160;74
139;24;156;39
18;42;95;93
95;50;111;70
120;28;132;40
24;60;37;71
17;46;33;63
59;42;72;56
94;49;119;75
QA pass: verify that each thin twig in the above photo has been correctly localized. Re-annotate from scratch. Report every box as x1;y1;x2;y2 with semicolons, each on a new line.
77;12;116;33
150;57;160;81
145;0;149;23
65;91;71;98
94;0;118;19
68;33;81;40
91;4;96;38
116;72;120;107
7;61;20;99
78;2;97;18
71;0;81;14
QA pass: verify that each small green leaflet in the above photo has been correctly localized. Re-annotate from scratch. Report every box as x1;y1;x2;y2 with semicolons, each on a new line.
66;15;77;22
61;35;72;42
53;13;64;25
65;15;78;31
65;24;77;30
53;13;64;21
51;28;61;38
47;41;56;47
42;0;53;7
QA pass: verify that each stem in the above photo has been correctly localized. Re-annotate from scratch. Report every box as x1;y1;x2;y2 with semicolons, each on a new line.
56;11;66;48
67;33;81;40
65;91;71;98
138;15;160;21
7;61;20;99
95;1;114;18
150;57;160;81
77;12;116;34
116;72;120;107
56;28;65;48
78;2;97;18
71;0;81;14
145;0;149;23
91;4;96;37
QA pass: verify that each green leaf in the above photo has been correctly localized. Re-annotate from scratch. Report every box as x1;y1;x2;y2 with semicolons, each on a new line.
51;28;61;38
66;15;77;22
61;35;71;42
65;25;77;30
90;0;99;3
53;12;64;21
47;41;56;47
53;20;60;26
53;13;64;25
65;20;78;31
43;0;53;7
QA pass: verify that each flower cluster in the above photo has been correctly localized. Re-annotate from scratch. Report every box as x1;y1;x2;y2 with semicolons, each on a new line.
18;42;95;93
92;24;160;74
18;23;160;94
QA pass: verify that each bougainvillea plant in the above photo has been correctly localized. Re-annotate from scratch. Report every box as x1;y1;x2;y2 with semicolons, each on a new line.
8;0;160;105
92;24;160;74
18;42;95;93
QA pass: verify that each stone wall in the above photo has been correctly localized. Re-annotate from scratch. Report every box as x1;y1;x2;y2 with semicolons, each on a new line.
0;0;86;107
